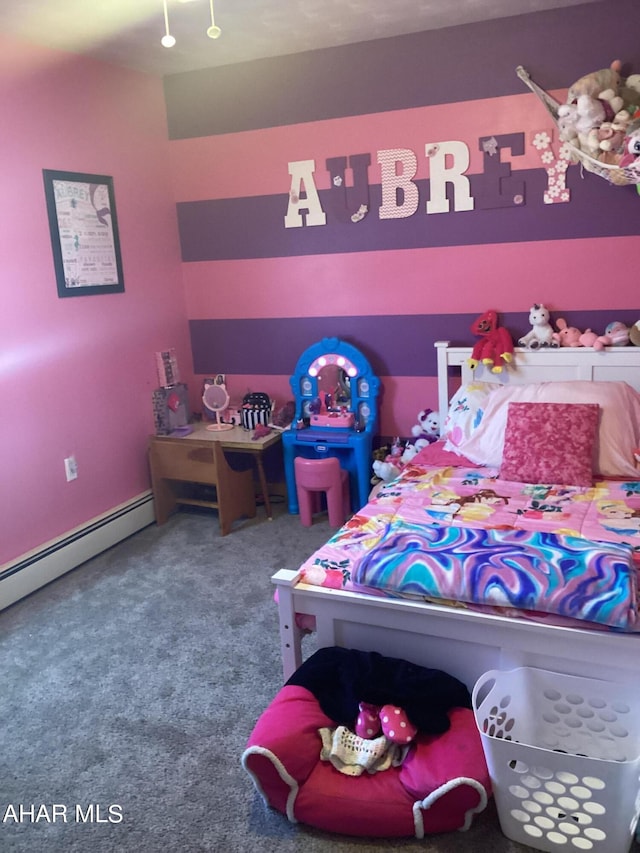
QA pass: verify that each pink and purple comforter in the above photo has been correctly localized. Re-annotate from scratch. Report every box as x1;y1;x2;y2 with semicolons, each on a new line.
299;462;640;632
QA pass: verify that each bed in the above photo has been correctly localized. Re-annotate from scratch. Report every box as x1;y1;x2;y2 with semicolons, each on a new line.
272;341;640;692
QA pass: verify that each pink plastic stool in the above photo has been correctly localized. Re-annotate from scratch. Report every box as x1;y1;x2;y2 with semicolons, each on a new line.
294;457;351;527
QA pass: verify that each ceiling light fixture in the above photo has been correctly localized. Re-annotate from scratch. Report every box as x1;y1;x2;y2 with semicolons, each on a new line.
207;0;222;39
160;1;222;49
161;0;176;48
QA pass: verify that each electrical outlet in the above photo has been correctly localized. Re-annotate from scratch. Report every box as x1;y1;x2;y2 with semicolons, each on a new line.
64;456;78;482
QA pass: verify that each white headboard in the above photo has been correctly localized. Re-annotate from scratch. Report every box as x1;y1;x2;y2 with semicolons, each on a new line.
435;340;640;426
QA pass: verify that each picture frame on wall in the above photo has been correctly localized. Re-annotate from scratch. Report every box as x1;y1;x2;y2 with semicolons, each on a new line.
43;169;125;298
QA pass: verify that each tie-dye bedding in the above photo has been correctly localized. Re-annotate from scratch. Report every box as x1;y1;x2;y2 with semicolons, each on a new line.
298;461;640;632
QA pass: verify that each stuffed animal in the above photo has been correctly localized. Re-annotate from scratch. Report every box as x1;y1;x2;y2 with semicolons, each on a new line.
411;408;440;445
579;329;612;351
557;96;606;155
599;88;625;117
605;321;630;346
557;102;580;145
629;322;640;347
567;60;623;104
574;94;606;152
372;457;402;483
619;73;640;113
371;436;407;484
371;436;431;483
591;110;632;159
467;310;514;373
562;61;637;156
399;438;429;465
554;318;614;350
519;304;558;349
553;318;582;347
371;410;440;485
618;116;640;168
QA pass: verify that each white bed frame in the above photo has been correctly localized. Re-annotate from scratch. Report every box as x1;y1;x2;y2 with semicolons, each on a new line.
273;341;640;690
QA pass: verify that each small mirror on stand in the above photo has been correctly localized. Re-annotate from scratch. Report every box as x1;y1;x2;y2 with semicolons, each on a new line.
203;382;234;431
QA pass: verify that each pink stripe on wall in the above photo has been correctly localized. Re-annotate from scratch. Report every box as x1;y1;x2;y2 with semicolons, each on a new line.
183;236;640;320
211;374;440;439
169;92;565;202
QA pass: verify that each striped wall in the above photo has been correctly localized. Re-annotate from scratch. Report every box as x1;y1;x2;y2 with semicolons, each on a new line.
165;0;640;437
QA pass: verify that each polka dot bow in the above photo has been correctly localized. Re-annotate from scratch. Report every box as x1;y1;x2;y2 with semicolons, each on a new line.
355;702;417;744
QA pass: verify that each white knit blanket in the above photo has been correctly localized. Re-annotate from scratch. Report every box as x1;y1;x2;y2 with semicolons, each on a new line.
318;726;408;776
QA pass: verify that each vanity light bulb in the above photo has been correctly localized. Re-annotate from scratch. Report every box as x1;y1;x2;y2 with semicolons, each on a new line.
337;357;345;367
161;33;176;47
347;368;357;378
309;367;318;377
318;357;327;367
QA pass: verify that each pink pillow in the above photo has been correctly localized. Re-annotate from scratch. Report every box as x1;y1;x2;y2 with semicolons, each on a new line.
500;402;599;486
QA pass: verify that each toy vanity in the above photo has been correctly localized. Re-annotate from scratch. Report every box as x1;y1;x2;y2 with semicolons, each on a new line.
282;337;380;514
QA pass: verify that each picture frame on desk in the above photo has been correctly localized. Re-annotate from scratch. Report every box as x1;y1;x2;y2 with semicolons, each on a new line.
43;169;125;298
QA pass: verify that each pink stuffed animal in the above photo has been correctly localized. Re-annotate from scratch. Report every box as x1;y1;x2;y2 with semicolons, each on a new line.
554;318;611;350
553;318;582;347
579;329;612;351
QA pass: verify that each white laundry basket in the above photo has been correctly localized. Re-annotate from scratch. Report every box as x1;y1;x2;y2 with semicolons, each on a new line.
472;667;640;853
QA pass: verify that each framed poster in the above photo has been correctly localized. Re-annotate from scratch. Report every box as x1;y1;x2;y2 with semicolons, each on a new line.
43;169;125;297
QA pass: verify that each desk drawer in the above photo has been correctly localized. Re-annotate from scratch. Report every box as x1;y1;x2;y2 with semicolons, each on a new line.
150;441;217;484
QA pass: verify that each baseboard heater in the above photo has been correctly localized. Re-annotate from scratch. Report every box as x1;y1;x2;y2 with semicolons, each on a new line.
0;492;155;612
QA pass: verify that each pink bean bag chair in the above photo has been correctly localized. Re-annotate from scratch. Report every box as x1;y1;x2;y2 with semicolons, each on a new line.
242;648;490;838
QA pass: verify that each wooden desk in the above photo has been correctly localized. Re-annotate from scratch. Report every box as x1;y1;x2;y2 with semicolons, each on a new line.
148;423;282;534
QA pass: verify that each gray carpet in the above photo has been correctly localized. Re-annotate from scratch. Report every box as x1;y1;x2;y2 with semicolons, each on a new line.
1;504;636;853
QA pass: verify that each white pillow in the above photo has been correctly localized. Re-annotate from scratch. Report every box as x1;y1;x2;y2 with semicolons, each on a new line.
442;382;500;451
455;380;640;478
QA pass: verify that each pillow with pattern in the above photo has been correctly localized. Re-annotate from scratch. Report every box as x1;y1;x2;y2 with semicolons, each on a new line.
500;402;599;486
442;382;499;450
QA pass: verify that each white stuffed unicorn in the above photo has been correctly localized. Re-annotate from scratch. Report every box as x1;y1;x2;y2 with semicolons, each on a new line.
518;303;559;349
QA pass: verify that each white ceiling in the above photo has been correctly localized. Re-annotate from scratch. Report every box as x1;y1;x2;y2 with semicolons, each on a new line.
0;0;600;77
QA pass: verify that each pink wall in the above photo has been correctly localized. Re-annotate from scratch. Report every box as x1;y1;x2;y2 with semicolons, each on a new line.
0;37;194;567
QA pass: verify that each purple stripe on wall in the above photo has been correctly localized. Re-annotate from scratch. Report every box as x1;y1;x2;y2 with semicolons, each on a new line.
164;1;640;139
177;168;640;262
190;311;640;377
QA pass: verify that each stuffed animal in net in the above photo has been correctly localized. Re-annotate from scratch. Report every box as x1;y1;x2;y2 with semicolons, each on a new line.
468;310;514;373
518;303;559;349
566;60;623;104
561;60;640;167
